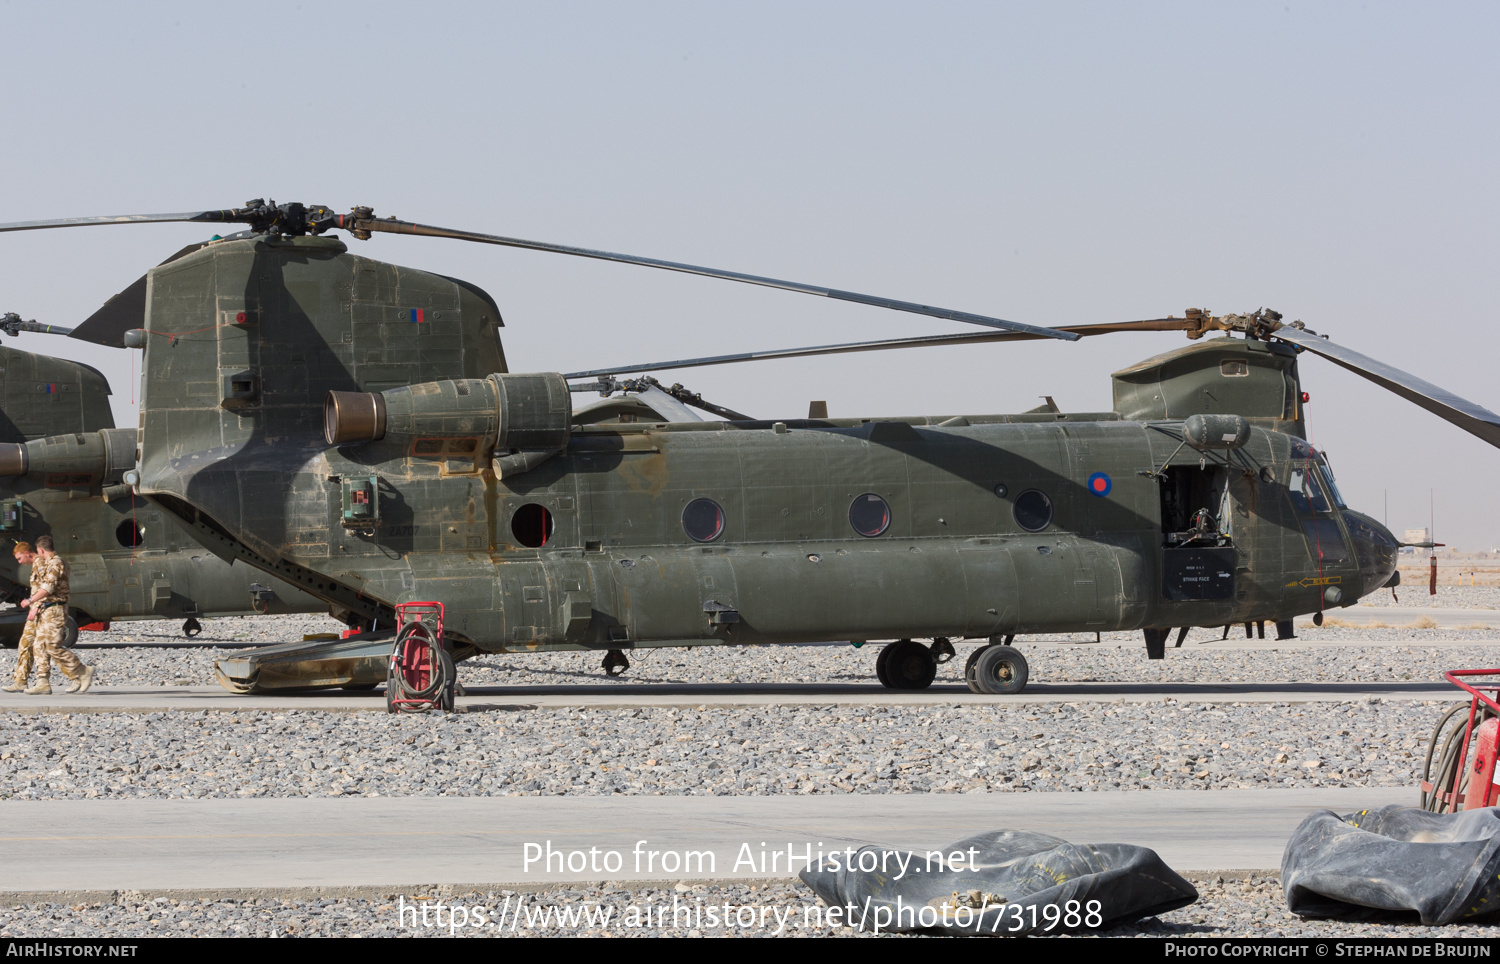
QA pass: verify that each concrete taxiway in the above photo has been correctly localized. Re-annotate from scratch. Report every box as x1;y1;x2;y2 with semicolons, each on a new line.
0;787;1415;898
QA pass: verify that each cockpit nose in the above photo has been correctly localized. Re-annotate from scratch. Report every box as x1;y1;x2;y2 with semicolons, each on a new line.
1343;510;1400;599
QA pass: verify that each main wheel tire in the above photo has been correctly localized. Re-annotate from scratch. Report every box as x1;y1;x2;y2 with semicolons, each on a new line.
970;644;1029;695
883;639;937;690
964;646;983;683
63;614;79;648
875;642;894;687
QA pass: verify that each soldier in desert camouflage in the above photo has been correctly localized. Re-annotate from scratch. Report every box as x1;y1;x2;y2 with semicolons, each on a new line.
10;535;93;695
2;541;39;693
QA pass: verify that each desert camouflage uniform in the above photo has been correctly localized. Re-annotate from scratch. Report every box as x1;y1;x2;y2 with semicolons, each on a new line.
29;553;82;683
10;617;37;687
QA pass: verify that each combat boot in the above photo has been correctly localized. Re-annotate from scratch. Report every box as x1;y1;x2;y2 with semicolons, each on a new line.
23;681;51;695
66;666;95;694
1;682;23;693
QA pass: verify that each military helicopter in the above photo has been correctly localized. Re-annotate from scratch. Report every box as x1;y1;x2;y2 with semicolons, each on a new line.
5;199;1492;698
0;312;326;647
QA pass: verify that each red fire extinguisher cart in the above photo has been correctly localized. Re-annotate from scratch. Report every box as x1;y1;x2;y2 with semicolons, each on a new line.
1420;669;1500;812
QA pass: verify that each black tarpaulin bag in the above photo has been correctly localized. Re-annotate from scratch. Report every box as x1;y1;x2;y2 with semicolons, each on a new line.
797;829;1197;936
1283;805;1500;924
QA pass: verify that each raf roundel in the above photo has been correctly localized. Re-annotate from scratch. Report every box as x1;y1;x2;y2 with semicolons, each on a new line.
1087;472;1112;497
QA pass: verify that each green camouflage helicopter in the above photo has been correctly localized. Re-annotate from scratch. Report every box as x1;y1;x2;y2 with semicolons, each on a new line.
6;200;1489;699
0;312;325;648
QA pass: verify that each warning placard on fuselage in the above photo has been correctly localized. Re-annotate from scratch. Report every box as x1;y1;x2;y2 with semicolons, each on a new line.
1162;547;1236;601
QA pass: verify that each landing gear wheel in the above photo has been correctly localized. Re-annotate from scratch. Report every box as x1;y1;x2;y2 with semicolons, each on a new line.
182;617;202;638
875;642;894;687
930;637;955;664
603;649;630;677
968;645;1029;695
63;614;78;648
964;646;983;681
882;639;936;691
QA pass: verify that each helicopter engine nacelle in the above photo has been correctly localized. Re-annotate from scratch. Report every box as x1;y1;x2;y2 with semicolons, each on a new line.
0;428;137;484
325;372;571;478
1112;336;1305;437
1182;413;1251;450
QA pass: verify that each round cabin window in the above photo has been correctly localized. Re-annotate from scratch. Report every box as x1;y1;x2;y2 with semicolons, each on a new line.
682;498;725;542
1013;489;1053;532
115;520;146;548
510;504;554;548
849;493;891;537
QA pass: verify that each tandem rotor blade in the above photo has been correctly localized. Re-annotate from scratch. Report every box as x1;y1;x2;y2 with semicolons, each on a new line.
1272;326;1500;449
354;217;1080;341
0;313;73;338
0;211;244;233
565;318;1192;379
0;202;1079;341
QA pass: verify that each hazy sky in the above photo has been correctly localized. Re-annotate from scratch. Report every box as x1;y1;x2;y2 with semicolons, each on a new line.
2;2;1496;544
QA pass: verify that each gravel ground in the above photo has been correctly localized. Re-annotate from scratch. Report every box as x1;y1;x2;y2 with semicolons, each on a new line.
4;876;1499;938
1354;585;1500;609
0;698;1448;799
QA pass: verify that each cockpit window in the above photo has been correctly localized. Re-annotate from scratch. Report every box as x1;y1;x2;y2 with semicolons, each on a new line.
1315;456;1347;509
1288;438;1316;461
1289;464;1331;513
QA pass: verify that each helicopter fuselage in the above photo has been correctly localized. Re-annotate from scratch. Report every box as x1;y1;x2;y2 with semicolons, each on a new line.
30;233;1395;663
